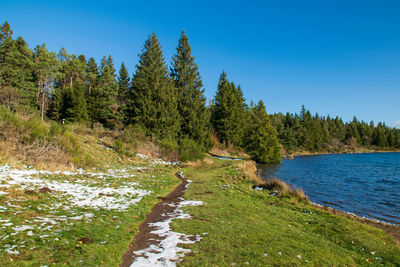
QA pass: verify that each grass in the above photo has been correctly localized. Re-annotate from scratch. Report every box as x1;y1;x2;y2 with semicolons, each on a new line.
0;160;180;266
172;158;400;266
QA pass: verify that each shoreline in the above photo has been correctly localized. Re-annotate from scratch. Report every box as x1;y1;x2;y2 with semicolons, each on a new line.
287;149;400;158
310;201;400;245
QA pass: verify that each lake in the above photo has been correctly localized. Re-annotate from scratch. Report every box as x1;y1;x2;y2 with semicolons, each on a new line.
257;152;400;225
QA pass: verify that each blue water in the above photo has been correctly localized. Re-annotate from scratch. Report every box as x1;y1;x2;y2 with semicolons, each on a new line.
257;152;400;225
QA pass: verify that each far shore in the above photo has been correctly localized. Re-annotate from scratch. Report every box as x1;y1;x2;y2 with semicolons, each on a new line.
285;149;400;158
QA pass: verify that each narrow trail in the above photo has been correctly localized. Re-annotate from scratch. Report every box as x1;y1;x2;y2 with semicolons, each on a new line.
120;172;201;267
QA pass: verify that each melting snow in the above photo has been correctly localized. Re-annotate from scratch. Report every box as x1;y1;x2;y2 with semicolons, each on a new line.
0;164;150;211
130;199;203;267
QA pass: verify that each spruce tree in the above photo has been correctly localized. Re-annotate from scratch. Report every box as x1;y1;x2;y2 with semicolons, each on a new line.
128;33;179;139
91;55;118;127
211;71;247;146
117;62;130;104
117;62;130;123
171;30;211;149
85;57;98;96
245;100;281;163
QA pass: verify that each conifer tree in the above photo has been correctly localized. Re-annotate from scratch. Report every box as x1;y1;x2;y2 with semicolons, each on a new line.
211;71;247;146
171;30;211;149
245;101;281;163
85;57;98;96
117;62;130;123
129;33;179;139
0;35;35;110
117;62;130;104
91;55;118;127
33;44;58;120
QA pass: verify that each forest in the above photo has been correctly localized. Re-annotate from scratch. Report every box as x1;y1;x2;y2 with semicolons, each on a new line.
0;20;399;164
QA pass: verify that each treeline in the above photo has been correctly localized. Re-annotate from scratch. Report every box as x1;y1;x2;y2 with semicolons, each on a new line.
272;106;400;153
0;21;281;163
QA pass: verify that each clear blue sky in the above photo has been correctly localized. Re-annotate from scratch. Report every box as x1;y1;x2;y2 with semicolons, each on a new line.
2;0;400;127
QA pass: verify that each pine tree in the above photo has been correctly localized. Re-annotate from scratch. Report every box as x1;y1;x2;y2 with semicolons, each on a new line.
211;71;247;146
91;55;118;127
65;83;88;122
0;21;12;44
117;62;130;104
245;100;281;163
128;33;179;139
33;44;58;120
171;30;211;149
85;57;98;96
117;62;130;123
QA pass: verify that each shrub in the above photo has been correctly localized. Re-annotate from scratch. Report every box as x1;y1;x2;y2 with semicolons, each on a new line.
113;139;124;155
159;138;180;161
237;160;263;184
179;138;205;162
260;178;308;202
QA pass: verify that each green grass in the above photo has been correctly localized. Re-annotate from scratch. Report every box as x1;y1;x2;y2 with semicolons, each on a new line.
0;162;180;266
173;159;400;266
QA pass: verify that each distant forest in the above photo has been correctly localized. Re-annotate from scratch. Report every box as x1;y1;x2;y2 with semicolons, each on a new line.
0;21;399;163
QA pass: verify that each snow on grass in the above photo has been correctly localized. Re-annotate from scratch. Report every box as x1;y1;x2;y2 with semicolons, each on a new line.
131;199;203;267
136;154;180;166
0;163;156;255
0;164;150;211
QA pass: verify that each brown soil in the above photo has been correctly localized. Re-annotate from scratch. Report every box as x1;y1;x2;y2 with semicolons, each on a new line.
119;172;189;267
311;202;400;246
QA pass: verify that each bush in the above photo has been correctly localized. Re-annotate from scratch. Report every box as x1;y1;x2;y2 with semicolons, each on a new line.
113;139;124;155
259;178;309;202
179;138;205;162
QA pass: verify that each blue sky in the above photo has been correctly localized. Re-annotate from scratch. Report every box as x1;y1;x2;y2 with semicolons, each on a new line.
2;0;400;127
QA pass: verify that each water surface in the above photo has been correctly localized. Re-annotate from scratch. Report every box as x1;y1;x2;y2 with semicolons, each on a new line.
257;152;400;225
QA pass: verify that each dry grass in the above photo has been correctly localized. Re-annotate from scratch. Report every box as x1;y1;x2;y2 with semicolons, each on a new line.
261;178;309;202
136;142;163;159
237;160;264;184
236;160;308;202
182;156;215;168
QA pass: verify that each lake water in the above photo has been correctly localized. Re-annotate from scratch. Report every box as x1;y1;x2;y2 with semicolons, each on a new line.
257;152;400;225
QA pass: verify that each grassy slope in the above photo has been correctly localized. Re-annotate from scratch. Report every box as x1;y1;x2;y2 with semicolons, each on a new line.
0;162;180;266
174;159;400;266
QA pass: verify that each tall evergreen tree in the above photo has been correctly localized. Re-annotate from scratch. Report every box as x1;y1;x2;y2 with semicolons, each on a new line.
117;62;130;123
128;33;179;139
171;30;211;148
211;71;247;146
85;57;98;96
90;55;118;127
245;101;281;163
33;44;57;120
117;62;130;104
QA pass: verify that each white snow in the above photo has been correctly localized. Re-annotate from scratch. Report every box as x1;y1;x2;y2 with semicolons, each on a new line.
130;199;203;267
136;154;180;166
0;164;150;211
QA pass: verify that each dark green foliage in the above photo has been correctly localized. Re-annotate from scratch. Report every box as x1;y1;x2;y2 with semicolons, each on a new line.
245;101;281;163
90;55;119;128
117;62;130;123
1;20;399;158
171;30;211;150
128;33;179;139
273;106;400;152
179;138;205;162
0;35;36;110
211;71;247;147
117;62;130;105
32;44;58;120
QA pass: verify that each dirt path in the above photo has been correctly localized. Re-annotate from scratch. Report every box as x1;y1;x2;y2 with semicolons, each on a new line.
120;172;196;267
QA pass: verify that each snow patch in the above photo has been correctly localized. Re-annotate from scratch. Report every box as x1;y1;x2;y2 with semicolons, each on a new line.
130;200;203;267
